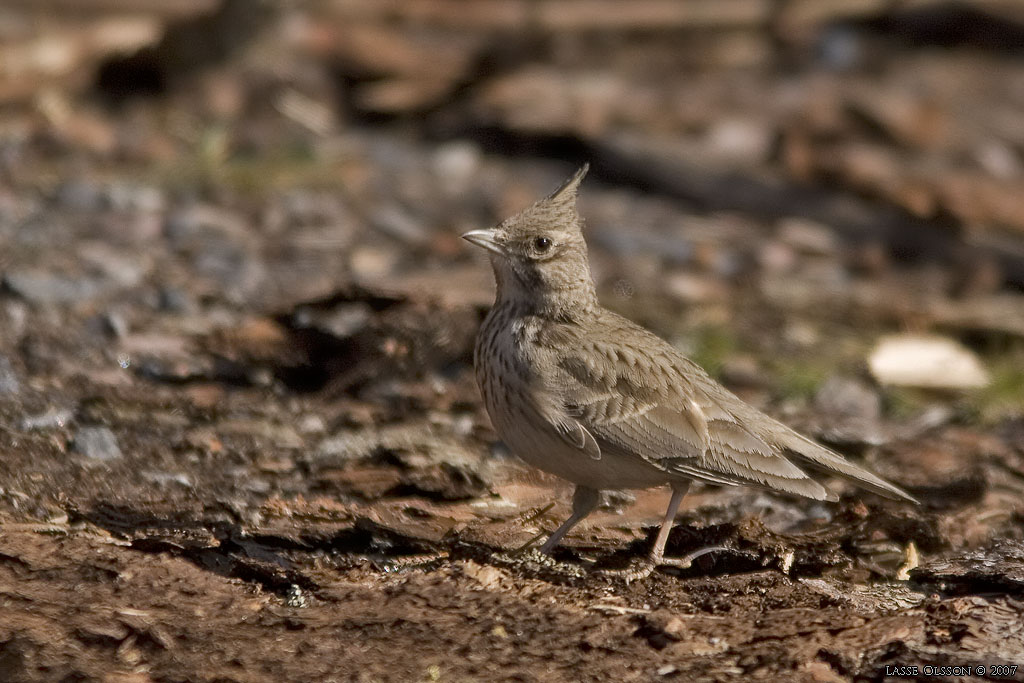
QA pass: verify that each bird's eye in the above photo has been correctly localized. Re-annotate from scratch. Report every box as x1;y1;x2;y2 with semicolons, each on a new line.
533;236;552;253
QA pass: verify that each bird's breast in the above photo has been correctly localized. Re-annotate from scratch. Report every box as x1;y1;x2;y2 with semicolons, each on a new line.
473;306;672;489
474;305;533;430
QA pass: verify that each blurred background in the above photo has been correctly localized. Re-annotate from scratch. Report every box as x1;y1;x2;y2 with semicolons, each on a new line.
2;0;1022;454
2;1;1024;679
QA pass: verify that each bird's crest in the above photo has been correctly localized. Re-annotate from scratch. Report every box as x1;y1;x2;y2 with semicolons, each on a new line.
546;164;589;204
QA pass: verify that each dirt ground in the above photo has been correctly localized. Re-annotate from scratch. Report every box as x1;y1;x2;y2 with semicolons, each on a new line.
2;2;1024;682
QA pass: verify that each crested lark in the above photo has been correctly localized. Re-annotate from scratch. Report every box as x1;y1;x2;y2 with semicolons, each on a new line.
464;165;915;575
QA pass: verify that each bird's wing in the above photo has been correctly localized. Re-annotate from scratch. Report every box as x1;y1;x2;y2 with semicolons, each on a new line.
547;315;834;500
764;416;918;502
553;418;602;460
679;356;916;502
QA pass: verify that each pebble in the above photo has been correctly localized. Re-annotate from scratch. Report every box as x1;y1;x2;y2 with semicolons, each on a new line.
22;408;74;431
817;24;865;71
298;414;326;435
156;287;196;313
664;271;728;304
2;301;27;339
704;117;772;165
2;270;101;304
314;303;372;339
163;204;246;246
371;204;430;244
0;355;19;394
813;375;886;447
285;584;309;608
869;334;989;389
101;311;129;338
195;243;267;303
53;179;103;212
777;217;838;256
105;182;165;214
432;141;482;195
142;471;193;488
814;376;881;421
350;245;399;280
72;426;123;461
79;244;146;288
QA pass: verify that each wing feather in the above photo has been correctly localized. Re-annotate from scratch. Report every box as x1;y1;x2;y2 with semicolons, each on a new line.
546;314;837;500
536;311;912;503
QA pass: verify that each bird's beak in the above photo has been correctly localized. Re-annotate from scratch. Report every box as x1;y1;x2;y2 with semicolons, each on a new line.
461;229;504;255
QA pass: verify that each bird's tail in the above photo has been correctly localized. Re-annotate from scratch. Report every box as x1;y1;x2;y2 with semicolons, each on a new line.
775;428;919;504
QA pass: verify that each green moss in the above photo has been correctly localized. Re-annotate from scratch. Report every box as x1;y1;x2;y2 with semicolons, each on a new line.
151;135;343;197
775;362;831;402
685;325;739;378
968;347;1024;424
883;387;932;420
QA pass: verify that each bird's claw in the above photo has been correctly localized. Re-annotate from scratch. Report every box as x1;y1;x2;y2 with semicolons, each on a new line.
593;557;656;583
593;545;730;582
511;529;550;555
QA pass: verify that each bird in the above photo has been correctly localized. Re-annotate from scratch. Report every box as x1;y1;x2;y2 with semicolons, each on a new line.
463;164;916;577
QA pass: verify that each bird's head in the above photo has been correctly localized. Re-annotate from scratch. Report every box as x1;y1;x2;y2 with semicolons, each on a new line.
463;164;596;315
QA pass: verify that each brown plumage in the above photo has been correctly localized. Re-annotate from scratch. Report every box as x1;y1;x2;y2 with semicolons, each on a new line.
464;165;915;573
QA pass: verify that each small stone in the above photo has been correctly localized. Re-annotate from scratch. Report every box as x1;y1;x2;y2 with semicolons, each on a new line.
599;490;635;513
869;334;989;389
350;245;399;280
664;271;727;304
817;24;865;71
0;355;19;394
451;414;474;437
163;204;246;246
974;142;1022;180
104;182;165;214
285;584;309;608
432;141;481;195
156;287;196;313
3;301;27;339
142;471;192;488
777;217;837;256
73;427;123;461
2;270;100;304
371;204;429;244
22;408;74;430
315;303;373;339
79;244;146;288
814;376;881;421
704;118;772;165
298;414;326;434
758;240;797;274
101;311;129;338
812;376;886;447
54;179;103;211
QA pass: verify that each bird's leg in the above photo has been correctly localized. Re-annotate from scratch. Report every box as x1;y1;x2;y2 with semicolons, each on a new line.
647;481;725;568
535;485;600;554
639;481;731;572
646;481;689;566
601;482;726;582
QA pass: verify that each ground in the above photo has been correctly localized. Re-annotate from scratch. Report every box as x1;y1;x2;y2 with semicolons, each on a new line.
1;2;1024;682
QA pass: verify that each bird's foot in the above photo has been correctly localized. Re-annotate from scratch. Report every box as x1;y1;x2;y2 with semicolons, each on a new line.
594;545;730;583
593;557;657;583
511;529;550;555
656;545;729;570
